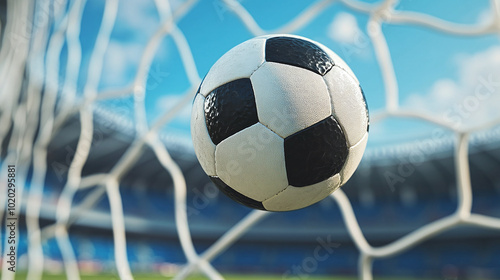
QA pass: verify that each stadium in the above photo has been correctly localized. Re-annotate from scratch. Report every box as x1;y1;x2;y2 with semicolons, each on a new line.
1;0;500;279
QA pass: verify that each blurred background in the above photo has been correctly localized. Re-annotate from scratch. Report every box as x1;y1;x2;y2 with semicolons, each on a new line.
1;0;500;279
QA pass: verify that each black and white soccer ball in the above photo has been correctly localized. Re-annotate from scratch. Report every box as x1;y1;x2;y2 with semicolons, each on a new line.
191;34;369;211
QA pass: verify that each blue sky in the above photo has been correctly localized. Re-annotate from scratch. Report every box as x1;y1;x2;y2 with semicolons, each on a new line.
75;0;500;149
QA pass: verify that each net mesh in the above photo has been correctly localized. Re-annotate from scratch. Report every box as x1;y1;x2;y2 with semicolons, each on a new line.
1;0;500;280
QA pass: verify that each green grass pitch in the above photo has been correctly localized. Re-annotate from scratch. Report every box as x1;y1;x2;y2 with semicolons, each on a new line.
1;272;433;280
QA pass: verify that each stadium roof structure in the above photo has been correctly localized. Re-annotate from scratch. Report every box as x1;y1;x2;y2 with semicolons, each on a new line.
18;108;498;242
41;108;500;195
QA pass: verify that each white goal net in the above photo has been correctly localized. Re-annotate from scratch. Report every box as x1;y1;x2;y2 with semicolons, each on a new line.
1;0;500;280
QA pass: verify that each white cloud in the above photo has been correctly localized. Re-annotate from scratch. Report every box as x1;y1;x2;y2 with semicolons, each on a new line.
116;0;160;40
404;46;500;130
100;0;174;88
328;12;362;45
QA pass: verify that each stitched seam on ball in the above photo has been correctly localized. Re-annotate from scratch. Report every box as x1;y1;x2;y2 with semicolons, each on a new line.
322;75;340;126
335;64;369;144
338;132;368;180
201;61;265;97
351;131;368;148
248;61;282;139
262;184;290;203
321;74;335;120
323;67;355;147
249;60;266;79
257;122;285;141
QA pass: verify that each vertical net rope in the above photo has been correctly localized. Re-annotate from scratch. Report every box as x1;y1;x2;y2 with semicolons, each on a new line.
0;0;499;280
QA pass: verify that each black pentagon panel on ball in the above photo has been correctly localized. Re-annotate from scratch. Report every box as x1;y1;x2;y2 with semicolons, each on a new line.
209;176;265;210
360;86;370;132
265;37;334;76
204;78;259;145
284;116;348;187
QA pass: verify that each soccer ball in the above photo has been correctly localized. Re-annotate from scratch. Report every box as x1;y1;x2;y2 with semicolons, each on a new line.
191;34;369;211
